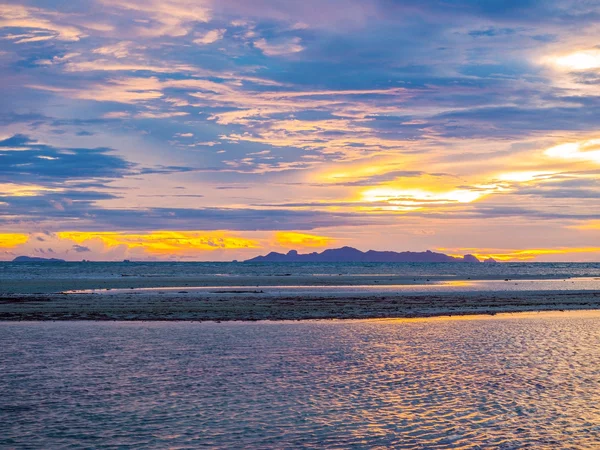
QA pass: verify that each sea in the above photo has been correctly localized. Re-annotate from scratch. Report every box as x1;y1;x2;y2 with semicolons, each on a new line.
2;260;600;294
2;313;600;448
1;260;600;282
2;261;600;448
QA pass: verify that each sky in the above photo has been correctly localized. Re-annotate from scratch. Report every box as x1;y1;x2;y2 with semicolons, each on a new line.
0;0;599;262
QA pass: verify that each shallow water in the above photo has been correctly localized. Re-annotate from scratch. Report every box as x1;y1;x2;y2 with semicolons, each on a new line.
3;261;600;295
68;276;600;295
2;312;600;448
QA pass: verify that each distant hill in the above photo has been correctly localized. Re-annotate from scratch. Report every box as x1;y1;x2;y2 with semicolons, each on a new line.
12;256;66;263
245;246;481;263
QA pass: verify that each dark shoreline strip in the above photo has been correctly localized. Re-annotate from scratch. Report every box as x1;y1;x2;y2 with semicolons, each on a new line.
1;291;599;321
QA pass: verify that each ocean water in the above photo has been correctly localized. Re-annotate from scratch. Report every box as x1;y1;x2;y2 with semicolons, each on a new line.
2;261;599;295
2;313;600;448
1;261;600;282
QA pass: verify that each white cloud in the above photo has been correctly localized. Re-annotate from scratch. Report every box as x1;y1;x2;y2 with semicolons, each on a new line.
98;0;211;37
254;37;304;56
93;41;137;59
194;29;226;45
0;4;84;41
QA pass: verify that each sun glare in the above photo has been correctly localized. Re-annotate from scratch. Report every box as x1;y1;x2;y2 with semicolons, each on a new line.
497;171;554;183
552;49;600;70
545;140;600;163
361;187;485;205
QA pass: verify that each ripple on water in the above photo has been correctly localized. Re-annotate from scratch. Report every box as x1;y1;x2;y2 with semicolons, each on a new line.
1;313;600;448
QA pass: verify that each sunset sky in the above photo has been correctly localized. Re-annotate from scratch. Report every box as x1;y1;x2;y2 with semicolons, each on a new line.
1;0;599;261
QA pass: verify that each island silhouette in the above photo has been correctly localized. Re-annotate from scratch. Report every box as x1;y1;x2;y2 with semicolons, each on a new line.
246;246;493;263
11;248;498;263
12;256;66;263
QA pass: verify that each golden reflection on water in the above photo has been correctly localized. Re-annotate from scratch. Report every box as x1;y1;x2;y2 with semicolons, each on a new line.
368;309;600;323
3;312;600;448
441;280;474;287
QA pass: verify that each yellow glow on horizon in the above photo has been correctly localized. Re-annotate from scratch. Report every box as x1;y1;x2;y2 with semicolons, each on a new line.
274;231;334;248
57;231;260;255
570;221;600;231
441;247;600;261
0;233;29;248
552;49;600;71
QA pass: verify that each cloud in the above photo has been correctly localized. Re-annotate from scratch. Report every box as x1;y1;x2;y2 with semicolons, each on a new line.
98;0;211;37
571;221;600;230
136;111;189;119
439;246;600;262
0;134;133;182
317;170;429;187
58;230;259;255
468;28;517;38
63;61;197;74
274;231;334;248
2;0;600;260
92;41;137;59
0;4;84;42
0;233;29;249
29;77;164;103
545;139;600;164
0;200;382;232
254;37;304;56
194;29;226;45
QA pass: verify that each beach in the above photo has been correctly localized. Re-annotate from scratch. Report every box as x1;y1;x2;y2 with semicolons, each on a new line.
1;274;599;321
1;262;599;321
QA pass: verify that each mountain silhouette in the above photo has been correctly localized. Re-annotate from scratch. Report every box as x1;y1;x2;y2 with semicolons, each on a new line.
245;246;481;263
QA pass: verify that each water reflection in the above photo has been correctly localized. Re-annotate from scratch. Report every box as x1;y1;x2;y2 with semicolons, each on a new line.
1;312;600;448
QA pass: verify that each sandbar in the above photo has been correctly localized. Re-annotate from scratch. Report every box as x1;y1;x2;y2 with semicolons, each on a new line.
1;277;599;321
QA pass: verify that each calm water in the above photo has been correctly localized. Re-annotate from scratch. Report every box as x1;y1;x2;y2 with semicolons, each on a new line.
3;261;600;295
2;261;600;280
2;313;600;448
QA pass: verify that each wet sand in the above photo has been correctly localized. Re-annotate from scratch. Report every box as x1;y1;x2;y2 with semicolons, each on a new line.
1;274;599;321
1;287;600;321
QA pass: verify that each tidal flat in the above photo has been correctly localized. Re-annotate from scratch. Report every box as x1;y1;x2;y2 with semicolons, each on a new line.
1;262;599;321
2;283;600;321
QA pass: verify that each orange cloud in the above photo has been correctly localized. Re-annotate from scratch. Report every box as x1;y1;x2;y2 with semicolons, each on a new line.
57;231;259;255
570;221;600;231
0;233;29;248
274;232;334;248
440;247;600;261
